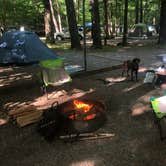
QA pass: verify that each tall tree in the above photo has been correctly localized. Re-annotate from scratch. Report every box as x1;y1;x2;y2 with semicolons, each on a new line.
122;0;128;46
159;0;166;44
65;0;81;49
140;0;143;23
91;0;102;48
43;0;54;42
83;0;87;71
103;0;109;45
75;0;80;23
49;0;59;33
135;0;139;24
55;0;62;32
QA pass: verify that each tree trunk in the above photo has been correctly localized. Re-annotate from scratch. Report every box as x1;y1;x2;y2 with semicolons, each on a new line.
74;0;80;23
83;0;87;71
159;0;166;44
122;0;128;46
115;0;118;36
103;0;109;45
65;0;81;49
56;0;62;32
135;0;139;24
49;0;59;33
140;0;143;23
91;0;102;49
43;0;54;43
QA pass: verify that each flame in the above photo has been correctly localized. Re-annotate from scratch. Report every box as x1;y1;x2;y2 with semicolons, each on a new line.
84;114;96;120
73;99;93;112
69;113;96;120
68;114;75;120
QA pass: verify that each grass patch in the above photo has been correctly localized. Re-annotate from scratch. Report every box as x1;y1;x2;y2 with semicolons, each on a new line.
47;42;71;50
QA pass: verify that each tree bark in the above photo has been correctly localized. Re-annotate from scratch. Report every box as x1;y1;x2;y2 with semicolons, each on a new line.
135;0;139;24
159;0;166;44
140;0;143;23
49;0;59;33
122;0;128;46
65;0;81;49
83;0;87;71
91;0;102;49
43;0;54;43
56;0;62;32
103;0;109;45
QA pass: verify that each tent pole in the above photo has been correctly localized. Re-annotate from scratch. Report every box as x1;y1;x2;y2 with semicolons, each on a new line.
83;0;87;71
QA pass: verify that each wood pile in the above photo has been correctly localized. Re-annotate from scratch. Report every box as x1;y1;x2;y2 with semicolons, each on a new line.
9;105;43;127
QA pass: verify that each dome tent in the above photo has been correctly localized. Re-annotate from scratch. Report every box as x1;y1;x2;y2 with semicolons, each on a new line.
0;30;71;87
128;23;157;39
0;30;59;65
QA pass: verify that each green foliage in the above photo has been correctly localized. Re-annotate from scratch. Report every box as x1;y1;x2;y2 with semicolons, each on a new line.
0;0;44;30
0;0;161;35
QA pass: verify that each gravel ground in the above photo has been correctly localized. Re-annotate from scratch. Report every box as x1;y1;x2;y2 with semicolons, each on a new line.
1;39;166;166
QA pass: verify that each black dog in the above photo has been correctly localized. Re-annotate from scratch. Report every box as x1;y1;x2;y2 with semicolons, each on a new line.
122;58;141;81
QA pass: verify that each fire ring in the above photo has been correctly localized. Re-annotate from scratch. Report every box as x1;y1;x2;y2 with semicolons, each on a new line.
58;99;107;134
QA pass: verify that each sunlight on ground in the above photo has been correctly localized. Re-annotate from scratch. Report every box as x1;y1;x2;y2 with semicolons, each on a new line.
151;61;163;67
0;67;13;73
131;103;151;116
0;119;8;126
0;73;32;87
139;67;148;73
131;93;155;116
0;112;9;126
103;76;126;86
123;83;142;92
137;43;144;47
105;76;126;83
32;88;95;110
3;88;95;111
70;160;95;166
4;101;29;110
48;42;71;50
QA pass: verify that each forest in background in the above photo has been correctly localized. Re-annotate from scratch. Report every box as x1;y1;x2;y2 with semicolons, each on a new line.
0;0;160;34
0;0;166;48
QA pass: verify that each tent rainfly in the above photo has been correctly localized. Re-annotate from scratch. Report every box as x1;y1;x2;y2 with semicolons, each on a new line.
0;30;71;86
0;30;59;65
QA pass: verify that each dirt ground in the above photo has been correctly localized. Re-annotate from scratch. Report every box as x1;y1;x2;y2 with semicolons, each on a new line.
1;40;166;166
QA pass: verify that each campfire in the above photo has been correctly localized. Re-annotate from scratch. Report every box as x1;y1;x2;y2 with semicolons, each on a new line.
59;99;107;133
37;99;107;142
67;99;96;121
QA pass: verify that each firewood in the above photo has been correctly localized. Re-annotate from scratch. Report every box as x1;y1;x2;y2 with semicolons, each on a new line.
12;109;37;119
59;133;115;141
78;133;115;141
16;110;43;127
9;105;36;117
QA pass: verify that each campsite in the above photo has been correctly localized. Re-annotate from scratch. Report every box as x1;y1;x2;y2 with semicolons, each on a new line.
1;0;166;166
1;37;166;166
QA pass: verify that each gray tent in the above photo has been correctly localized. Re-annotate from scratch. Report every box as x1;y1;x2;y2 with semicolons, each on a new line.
0;30;58;65
128;23;157;39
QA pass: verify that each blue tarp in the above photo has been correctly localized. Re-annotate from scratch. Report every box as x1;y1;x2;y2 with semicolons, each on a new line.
0;30;58;65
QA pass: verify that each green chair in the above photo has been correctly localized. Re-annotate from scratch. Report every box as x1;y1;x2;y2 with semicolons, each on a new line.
39;59;72;98
150;96;166;140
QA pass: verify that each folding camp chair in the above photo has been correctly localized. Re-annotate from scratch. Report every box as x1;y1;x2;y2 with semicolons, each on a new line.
150;96;166;140
38;59;72;99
